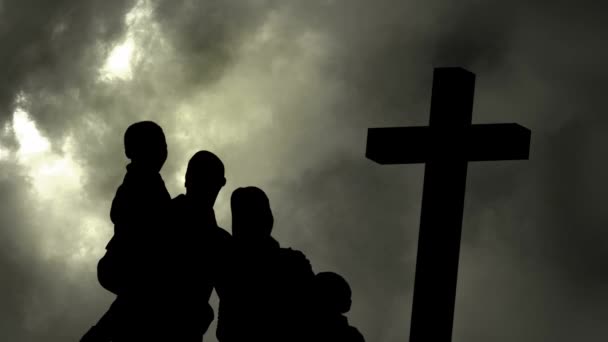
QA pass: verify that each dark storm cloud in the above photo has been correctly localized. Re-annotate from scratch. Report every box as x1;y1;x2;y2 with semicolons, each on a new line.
0;159;110;341
0;1;134;340
0;0;281;202
272;157;423;340
0;163;35;339
151;0;273;90
1;0;607;341
246;0;608;340
0;0;137;135
0;1;291;340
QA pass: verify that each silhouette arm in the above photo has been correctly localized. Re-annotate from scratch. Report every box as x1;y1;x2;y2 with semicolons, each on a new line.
214;233;234;342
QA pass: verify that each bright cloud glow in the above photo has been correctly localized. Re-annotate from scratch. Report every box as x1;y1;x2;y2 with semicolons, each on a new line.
99;0;156;82
12;108;83;198
10;107;107;265
100;37;135;81
12;108;51;157
0;146;9;161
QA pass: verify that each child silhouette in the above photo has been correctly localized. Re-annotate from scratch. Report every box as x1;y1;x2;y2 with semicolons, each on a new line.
81;121;171;342
313;272;365;342
98;120;171;293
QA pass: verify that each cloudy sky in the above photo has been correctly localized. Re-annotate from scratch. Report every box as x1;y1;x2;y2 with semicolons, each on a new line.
0;0;607;341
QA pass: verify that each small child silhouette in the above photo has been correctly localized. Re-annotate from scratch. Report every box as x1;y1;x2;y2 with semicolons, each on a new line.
81;121;171;341
313;272;365;342
99;120;171;294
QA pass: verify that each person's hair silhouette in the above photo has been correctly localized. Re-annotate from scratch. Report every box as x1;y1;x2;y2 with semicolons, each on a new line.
312;272;365;342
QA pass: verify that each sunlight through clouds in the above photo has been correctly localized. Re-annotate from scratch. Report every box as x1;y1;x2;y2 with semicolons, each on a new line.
99;0;157;82
100;37;135;81
12;108;51;157
12;108;81;199
10;106;108;266
0;146;8;161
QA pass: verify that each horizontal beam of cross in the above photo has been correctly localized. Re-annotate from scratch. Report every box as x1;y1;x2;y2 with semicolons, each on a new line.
366;123;531;164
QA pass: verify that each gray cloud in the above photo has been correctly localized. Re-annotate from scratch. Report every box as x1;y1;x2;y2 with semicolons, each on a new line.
0;0;606;341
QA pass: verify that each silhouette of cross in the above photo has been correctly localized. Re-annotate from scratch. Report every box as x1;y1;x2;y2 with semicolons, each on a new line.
365;67;531;342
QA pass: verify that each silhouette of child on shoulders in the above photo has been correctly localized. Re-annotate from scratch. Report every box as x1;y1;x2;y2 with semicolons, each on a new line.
313;272;365;342
81;121;171;342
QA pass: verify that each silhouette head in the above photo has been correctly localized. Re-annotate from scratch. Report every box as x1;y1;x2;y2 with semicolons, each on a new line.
231;186;274;241
314;272;352;314
185;150;226;207
124;121;167;172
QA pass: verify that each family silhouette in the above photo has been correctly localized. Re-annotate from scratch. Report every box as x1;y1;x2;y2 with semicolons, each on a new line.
81;121;364;341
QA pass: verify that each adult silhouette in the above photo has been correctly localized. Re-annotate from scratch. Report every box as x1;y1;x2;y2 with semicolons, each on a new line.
156;150;233;341
216;186;314;342
87;150;231;342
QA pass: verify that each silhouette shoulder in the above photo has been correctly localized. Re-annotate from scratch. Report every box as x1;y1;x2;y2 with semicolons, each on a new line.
212;225;232;245
281;247;306;260
280;247;313;273
170;194;187;206
215;225;231;237
347;326;365;342
286;247;306;259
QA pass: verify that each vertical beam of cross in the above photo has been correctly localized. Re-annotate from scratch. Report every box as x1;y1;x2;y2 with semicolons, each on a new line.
365;67;531;342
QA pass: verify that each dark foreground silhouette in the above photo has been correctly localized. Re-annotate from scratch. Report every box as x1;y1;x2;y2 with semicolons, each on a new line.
312;272;365;342
216;186;314;342
366;67;530;342
82;121;364;341
83;121;171;341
